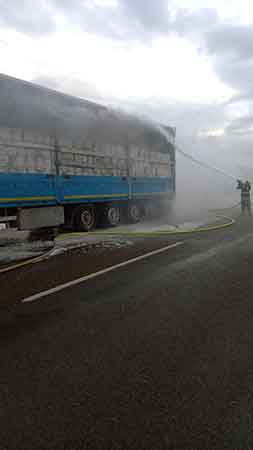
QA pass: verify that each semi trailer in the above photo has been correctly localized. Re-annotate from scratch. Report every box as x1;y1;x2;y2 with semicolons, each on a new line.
0;74;176;231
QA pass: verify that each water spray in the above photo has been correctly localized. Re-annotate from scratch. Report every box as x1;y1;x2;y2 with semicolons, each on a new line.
175;146;238;182
156;123;239;182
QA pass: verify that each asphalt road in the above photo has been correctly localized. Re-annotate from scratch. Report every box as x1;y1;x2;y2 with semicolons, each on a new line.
1;216;253;449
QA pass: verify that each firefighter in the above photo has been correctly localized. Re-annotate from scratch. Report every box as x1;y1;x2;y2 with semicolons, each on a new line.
237;180;251;215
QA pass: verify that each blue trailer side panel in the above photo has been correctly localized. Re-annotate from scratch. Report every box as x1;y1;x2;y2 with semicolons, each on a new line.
0;173;174;208
58;175;129;204
0;173;57;208
131;177;173;198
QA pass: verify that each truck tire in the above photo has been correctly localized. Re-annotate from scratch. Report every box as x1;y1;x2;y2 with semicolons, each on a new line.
106;205;121;226
128;203;141;224
76;205;96;231
144;202;160;219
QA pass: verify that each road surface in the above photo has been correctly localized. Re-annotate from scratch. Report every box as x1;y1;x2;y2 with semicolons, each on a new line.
1;216;253;449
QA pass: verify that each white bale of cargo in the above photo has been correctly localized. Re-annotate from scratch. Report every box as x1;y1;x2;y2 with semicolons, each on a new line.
0;126;54;174
0;126;173;178
0;74;175;179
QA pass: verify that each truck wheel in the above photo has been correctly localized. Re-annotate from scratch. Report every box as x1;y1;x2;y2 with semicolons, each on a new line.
76;206;96;231
128;203;141;224
106;206;121;226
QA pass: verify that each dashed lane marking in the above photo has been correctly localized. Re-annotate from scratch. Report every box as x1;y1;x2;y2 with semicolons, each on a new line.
21;241;184;304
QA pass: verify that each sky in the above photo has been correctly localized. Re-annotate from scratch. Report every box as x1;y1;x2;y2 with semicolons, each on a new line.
0;0;253;179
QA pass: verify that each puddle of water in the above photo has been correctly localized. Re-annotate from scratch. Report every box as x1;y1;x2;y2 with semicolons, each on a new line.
0;214;217;265
0;241;53;264
0;229;30;246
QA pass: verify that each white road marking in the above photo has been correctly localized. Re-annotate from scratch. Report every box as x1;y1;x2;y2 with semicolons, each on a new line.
21;241;184;304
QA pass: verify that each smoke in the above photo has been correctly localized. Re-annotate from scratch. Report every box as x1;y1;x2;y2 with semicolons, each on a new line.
172;154;236;222
0;73;241;226
155;123;239;221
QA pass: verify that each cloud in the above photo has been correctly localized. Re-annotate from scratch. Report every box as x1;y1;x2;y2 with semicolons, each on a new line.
174;7;219;39
215;58;253;96
206;24;253;60
120;0;170;33
0;0;226;47
192;22;253;152
0;0;172;40
161;10;253;103
0;0;56;35
203;23;253;95
53;0;172;40
172;14;253;142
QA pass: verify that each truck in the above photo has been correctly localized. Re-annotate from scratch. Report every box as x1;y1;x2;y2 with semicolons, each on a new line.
0;74;176;232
